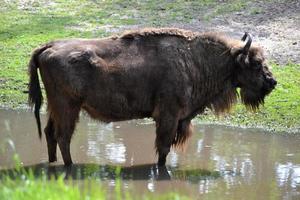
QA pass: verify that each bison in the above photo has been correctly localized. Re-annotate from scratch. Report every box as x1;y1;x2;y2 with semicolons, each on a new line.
28;28;277;166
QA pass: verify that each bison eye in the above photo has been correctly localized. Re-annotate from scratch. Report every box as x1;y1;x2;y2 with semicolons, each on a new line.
252;62;262;70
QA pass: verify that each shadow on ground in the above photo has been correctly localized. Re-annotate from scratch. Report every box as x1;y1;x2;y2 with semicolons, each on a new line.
0;163;220;183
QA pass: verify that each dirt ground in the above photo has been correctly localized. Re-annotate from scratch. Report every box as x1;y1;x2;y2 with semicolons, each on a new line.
175;0;300;65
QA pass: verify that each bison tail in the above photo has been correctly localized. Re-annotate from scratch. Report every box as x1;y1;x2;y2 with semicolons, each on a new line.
172;121;193;150
28;44;51;139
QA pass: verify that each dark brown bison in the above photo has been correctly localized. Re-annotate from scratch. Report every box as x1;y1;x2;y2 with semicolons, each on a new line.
28;28;276;166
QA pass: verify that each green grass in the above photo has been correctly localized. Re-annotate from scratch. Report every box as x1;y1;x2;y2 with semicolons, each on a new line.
0;175;105;200
203;0;248;20
0;178;190;200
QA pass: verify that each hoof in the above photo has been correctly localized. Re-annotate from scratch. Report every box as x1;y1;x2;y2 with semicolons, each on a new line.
49;157;57;163
64;161;73;167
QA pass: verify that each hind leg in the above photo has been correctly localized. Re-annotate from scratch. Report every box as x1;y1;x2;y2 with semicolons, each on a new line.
56;128;73;166
44;115;57;162
55;106;80;166
49;97;81;166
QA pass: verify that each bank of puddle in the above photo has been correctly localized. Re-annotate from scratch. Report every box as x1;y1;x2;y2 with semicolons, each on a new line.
0;109;300;199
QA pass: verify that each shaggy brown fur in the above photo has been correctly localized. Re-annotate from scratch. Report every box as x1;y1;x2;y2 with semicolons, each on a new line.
28;28;276;166
121;27;199;40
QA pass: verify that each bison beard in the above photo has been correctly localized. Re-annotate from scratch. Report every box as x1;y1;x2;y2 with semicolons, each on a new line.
28;28;276;166
240;88;265;111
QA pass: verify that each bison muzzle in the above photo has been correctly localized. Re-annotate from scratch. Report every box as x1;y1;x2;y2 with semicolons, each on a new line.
28;28;277;166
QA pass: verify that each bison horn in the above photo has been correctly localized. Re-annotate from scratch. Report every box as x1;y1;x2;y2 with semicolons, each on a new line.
241;32;248;41
241;32;252;55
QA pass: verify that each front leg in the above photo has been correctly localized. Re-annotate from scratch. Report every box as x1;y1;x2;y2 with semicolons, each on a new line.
155;111;180;166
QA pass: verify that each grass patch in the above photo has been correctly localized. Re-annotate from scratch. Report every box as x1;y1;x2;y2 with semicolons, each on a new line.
203;0;248;20
0;178;190;200
0;175;106;200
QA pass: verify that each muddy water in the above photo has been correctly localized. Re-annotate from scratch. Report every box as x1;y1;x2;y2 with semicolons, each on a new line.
0;109;300;199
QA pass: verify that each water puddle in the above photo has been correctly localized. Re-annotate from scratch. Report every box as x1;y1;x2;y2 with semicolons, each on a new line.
0;109;300;199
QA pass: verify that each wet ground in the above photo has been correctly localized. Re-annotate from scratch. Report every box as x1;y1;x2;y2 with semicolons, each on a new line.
0;109;300;199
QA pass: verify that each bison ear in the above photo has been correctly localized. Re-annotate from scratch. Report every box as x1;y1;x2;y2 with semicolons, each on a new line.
231;48;250;69
236;53;250;69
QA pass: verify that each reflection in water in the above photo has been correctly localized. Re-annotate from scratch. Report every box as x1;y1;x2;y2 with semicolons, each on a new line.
277;163;300;188
0;163;219;186
0;109;300;199
105;143;126;163
168;151;178;167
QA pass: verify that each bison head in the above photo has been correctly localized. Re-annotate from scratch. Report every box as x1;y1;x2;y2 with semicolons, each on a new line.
232;33;277;110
